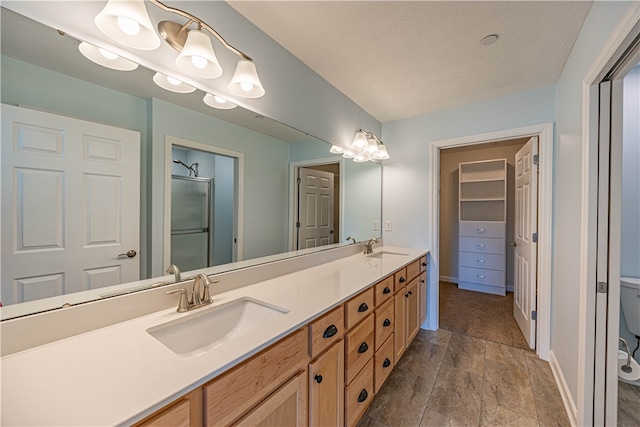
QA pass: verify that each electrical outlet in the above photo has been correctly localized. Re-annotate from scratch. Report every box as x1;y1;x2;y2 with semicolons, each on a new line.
385;220;392;231
373;220;379;231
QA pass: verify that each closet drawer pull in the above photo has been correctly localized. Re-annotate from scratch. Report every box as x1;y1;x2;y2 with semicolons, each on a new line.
477;275;485;279
477;259;486;264
476;244;486;248
476;228;486;233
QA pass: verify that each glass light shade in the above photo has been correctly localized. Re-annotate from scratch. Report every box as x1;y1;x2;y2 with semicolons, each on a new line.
95;0;160;50
203;93;237;110
329;145;344;154
353;153;368;162
176;30;222;79
342;150;355;159
351;131;368;150
365;136;379;154
152;72;196;93
373;144;389;160
78;42;138;71
228;60;265;98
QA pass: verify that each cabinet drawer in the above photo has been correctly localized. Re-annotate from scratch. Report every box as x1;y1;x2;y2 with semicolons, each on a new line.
406;259;421;282
309;305;345;359
374;275;394;307
459;251;505;271
459;236;505;255
374;298;394;351
394;268;407;290
345;358;374;427
459;266;505;287
374;335;395;394
345;287;373;329
420;256;427;273
345;315;374;385
459;221;505;238
204;328;309;426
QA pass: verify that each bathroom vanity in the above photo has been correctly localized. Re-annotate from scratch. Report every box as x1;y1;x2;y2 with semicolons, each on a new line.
1;245;428;426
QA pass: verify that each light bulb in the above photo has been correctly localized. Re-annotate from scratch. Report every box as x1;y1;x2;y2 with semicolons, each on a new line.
166;76;181;86
117;15;140;36
98;48;119;60
214;95;227;104
191;55;208;69
240;81;254;92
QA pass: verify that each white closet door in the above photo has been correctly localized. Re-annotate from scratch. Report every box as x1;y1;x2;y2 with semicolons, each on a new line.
297;167;334;249
1;105;140;305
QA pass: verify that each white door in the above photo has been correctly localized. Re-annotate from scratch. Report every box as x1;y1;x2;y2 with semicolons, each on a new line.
513;136;538;349
1;105;140;305
297;167;334;249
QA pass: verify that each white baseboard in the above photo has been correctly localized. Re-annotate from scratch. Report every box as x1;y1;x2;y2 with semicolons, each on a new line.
549;350;578;426
440;276;458;284
506;284;514;292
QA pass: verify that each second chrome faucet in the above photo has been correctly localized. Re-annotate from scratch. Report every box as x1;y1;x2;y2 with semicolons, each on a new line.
166;273;218;313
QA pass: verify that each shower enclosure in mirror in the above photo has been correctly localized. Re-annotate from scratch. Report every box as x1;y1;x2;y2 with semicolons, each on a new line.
0;7;383;320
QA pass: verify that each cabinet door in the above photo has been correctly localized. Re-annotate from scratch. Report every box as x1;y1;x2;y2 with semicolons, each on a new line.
234;371;308;427
405;279;420;344
419;272;427;325
135;388;202;427
394;287;406;361
309;341;344;427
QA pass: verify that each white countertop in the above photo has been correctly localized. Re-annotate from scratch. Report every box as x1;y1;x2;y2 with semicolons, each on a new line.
1;246;426;426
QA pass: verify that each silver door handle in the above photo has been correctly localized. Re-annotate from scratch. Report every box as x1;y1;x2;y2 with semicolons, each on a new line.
510;242;517;247
117;250;137;259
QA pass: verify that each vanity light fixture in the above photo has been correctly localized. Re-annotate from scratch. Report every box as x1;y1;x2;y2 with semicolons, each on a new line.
152;72;196;93
203;93;237;110
332;129;390;162
78;41;139;71
94;0;265;98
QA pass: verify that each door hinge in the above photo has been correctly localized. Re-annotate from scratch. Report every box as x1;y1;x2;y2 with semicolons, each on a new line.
531;310;537;321
533;154;539;165
532;232;538;243
597;282;608;293
296;222;300;228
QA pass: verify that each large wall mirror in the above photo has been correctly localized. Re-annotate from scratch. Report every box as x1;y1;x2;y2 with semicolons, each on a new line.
0;8;382;320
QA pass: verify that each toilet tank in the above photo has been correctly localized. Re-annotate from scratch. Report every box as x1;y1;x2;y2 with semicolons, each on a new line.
621;277;640;336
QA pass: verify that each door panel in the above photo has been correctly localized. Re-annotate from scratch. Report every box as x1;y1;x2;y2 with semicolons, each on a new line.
297;168;334;249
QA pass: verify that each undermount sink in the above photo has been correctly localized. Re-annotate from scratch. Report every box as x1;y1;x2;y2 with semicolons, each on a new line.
367;251;409;259
147;297;290;357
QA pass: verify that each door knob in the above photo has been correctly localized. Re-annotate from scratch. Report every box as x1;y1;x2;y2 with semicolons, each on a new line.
117;250;137;259
510;241;517;247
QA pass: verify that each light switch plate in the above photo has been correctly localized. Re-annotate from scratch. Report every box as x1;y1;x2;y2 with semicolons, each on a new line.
373;220;379;231
385;221;392;231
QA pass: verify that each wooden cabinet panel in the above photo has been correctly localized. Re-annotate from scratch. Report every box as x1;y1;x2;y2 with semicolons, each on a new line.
345;288;374;329
406;279;420;344
394;288;406;361
406;259;421;282
345;315;374;385
309;306;344;359
308;341;344;427
345;359;374;427
374;298;394;351
419;272;427;325
373;275;394;307
374;335;394;393
135;388;202;427
394;268;407;290
420;256;427;273
204;328;309;426
233;371;308;427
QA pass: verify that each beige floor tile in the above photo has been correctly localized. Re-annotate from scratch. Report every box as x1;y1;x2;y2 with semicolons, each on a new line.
441;332;486;375
426;366;484;425
482;359;537;419
420;409;470;427
481;400;539;427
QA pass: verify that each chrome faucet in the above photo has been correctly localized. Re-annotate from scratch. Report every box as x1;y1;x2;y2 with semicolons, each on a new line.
165;264;181;283
346;236;357;245
364;238;379;255
166;273;219;313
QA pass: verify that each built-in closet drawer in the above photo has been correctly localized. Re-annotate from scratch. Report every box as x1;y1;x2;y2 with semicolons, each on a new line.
374;298;394;350
345;288;374;329
459;221;505;238
374;335;394;393
459;236;505;255
374;275;394;307
345;315;374;384
459;266;505;287
309;305;344;358
459;251;505;271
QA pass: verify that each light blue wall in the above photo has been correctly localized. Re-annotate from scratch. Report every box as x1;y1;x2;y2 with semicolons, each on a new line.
1;56;151;277
552;1;633;404
150;98;291;276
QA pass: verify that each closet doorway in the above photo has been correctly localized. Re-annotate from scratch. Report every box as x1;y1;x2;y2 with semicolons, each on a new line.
428;123;554;360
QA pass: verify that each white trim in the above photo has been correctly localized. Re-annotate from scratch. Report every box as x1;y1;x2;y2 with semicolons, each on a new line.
428;122;553;360
577;4;640;425
439;276;458;284
288;157;345;251
163;135;245;268
549;350;578;427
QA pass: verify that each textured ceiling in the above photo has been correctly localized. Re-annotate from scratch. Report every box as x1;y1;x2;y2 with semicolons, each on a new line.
228;1;592;123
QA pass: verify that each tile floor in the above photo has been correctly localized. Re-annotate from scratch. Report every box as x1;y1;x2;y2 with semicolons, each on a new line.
358;282;571;427
619;381;640;426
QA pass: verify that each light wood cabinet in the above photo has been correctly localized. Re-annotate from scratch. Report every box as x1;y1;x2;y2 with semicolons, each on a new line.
374;335;394;393
345;315;374;384
394;288;406;361
233;371;308;427
309;306;344;359
345;359;374;427
373;275;394;307
374;297;394;351
419;272;427;325
405;278;420;344
135;388;203;427
345;287;374;329
394;267;407;290
308;341;344;427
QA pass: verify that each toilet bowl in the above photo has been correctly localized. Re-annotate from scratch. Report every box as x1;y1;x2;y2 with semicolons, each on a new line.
620;277;640;337
618;350;640;385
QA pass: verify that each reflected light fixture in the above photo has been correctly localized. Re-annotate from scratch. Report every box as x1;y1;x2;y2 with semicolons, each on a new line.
203;93;237;110
330;129;390;162
152;72;196;93
78;41;138;71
